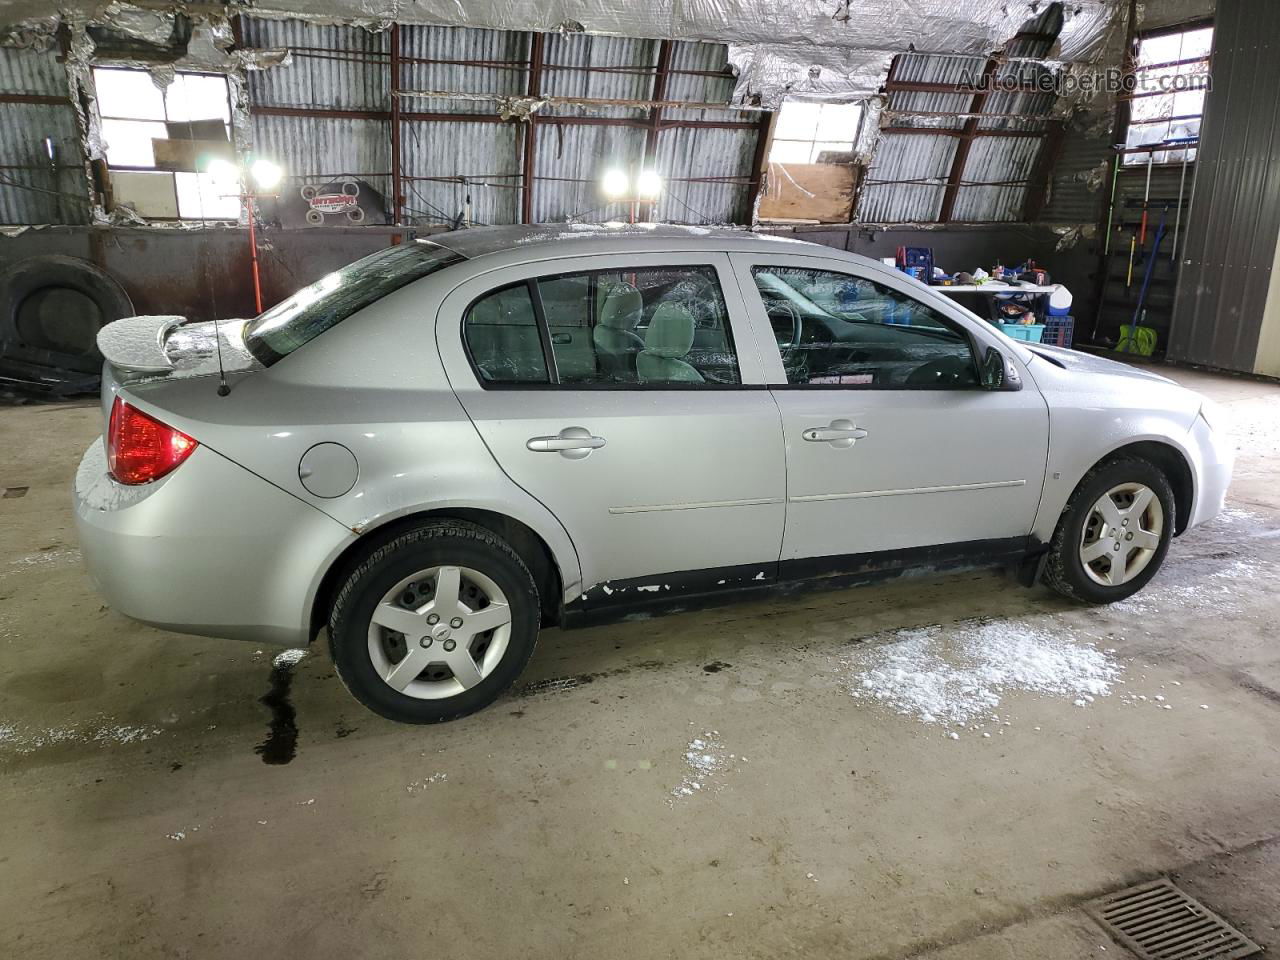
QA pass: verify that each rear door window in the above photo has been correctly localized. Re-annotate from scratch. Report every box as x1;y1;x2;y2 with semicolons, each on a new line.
244;241;462;365
462;264;741;387
462;282;550;384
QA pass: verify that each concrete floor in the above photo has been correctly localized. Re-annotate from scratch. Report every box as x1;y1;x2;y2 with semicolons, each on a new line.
1;366;1278;959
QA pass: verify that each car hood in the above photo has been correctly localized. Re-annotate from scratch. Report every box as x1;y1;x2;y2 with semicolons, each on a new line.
1025;343;1177;385
1022;342;1203;429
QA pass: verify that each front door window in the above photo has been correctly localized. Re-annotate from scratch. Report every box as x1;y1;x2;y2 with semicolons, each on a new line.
751;266;980;389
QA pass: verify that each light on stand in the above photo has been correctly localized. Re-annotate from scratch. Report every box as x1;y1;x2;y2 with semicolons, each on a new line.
250;159;283;190
205;157;240;185
600;168;629;199
202;156;285;317
636;170;663;200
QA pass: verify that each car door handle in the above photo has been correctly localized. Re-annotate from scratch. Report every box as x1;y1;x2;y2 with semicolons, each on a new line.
527;426;607;460
802;419;869;447
550;332;572;344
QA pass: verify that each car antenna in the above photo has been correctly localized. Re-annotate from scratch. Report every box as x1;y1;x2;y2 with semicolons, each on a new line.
205;235;231;396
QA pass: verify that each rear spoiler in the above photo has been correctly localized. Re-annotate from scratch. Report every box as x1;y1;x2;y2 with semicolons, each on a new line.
96;315;187;372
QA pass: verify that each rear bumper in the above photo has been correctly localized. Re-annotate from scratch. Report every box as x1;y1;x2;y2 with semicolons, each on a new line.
73;439;356;646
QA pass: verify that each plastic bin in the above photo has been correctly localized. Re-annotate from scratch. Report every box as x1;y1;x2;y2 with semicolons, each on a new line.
1042;315;1074;348
997;322;1045;343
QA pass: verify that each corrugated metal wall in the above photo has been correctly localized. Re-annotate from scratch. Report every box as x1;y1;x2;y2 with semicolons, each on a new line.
860;4;1061;224
243;20;393;208
0;19;759;228
0;4;1105;232
234;20;758;227
0;44;90;224
1168;0;1280;372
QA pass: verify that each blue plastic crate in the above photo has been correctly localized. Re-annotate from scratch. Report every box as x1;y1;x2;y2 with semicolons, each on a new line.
998;322;1045;343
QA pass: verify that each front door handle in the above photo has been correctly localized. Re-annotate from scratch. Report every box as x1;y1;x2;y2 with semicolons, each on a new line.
527;426;607;460
802;419;869;448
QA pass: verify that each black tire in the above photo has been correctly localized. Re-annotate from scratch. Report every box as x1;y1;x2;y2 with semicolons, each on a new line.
0;254;133;375
1043;457;1176;603
328;521;539;724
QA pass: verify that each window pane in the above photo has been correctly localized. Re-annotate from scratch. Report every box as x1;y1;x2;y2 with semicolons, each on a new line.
750;266;977;388
1126;119;1169;148
101;118;167;167
165;74;231;123
773;101;821;141
247;243;463;366
464;282;549;384
94;67;165;120
544;265;740;386
769;140;812;164
1131;93;1174;122
1137;33;1183;66
811;140;854;163
1169;116;1200;142
1172;88;1205;117
817;102;861;140
1180;27;1214;59
174;171;241;220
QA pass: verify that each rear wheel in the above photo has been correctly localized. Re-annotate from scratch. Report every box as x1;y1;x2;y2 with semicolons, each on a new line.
1043;458;1175;603
329;521;539;723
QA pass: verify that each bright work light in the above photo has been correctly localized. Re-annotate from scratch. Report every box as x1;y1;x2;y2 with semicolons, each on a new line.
636;170;663;199
251;159;283;190
601;168;629;199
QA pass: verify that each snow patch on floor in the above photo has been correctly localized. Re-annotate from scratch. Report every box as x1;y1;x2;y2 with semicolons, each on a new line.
407;772;448;793
272;648;308;668
670;730;743;802
0;718;163;754
1110;558;1263;615
842;617;1122;732
6;546;81;572
1216;505;1262;526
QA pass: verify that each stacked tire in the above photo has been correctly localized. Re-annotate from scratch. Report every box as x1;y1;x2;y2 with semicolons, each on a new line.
0;254;133;394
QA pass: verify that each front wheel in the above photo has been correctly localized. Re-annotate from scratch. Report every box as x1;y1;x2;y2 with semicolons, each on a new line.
1043;458;1175;603
329;521;540;723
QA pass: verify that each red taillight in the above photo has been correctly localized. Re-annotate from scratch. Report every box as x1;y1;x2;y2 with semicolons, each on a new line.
107;397;198;485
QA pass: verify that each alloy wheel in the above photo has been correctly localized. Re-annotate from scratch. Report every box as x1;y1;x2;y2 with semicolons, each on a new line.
366;565;512;699
1078;482;1164;587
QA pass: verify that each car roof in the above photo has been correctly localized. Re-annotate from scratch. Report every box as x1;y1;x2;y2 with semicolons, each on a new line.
427;222;831;261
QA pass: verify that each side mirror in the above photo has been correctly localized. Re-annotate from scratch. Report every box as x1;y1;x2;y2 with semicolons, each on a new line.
981;346;1023;391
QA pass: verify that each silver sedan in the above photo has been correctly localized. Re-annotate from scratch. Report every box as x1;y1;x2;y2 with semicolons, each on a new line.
74;225;1234;723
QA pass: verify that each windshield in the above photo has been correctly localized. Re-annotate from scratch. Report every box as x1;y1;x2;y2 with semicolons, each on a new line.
244;241;463;365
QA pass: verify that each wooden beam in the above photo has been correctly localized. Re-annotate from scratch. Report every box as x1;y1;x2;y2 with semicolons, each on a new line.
0;93;71;106
644;39;672;165
938;57;999;223
520;31;544;224
390;23;403;225
880;125;1048;139
743;110;775;224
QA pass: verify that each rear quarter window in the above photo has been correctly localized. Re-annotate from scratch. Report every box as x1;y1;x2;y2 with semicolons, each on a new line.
245;242;462;365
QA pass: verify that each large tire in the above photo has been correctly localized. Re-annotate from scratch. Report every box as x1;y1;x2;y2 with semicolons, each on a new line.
1043;458;1176;603
0;254;133;376
329;521;540;724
